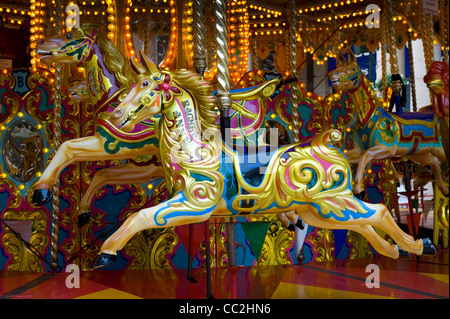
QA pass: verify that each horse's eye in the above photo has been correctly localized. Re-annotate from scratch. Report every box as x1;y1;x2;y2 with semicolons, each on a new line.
142;80;149;87
67;33;73;39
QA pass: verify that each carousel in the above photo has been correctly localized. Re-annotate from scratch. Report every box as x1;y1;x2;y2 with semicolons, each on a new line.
0;0;448;301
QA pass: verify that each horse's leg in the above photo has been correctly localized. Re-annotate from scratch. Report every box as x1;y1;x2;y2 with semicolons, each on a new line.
92;192;216;268
277;213;293;230
78;162;164;227
354;224;400;259
32;134;157;205
353;144;398;194
411;150;449;196
344;148;361;165
365;202;423;255
285;210;304;229
427;150;448;196
295;204;400;258
277;210;305;231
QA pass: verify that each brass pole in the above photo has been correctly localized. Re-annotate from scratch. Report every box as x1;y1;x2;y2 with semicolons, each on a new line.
215;0;236;267
50;0;64;272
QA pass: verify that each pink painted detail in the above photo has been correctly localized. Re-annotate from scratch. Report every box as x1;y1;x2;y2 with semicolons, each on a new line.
170;154;182;172
194;189;208;200
311;149;332;184
284;166;297;190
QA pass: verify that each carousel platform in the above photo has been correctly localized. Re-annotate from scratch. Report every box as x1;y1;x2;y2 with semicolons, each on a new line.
0;249;448;300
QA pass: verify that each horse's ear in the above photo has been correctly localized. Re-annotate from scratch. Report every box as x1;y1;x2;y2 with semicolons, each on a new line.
138;48;161;77
348;50;357;63
337;53;347;66
130;56;147;75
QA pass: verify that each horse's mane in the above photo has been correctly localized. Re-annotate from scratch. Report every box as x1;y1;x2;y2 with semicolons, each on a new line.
424;61;449;87
169;69;218;132
80;24;135;89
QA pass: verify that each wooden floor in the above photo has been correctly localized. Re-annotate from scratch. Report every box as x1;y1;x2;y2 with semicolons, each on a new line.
0;249;448;300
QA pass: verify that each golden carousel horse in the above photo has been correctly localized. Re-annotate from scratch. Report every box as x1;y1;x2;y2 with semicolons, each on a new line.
85;57;428;268
34;24;166;228
33;30;303;231
328;52;448;198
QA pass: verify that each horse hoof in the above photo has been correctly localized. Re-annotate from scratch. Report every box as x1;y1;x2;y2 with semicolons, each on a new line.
286;222;295;232
31;189;52;206
295;218;305;230
91;253;116;269
78;212;91;228
354;191;365;200
421;238;437;255
397;246;410;258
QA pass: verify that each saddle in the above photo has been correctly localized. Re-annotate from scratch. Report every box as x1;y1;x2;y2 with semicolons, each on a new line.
231;144;279;187
391;111;435;123
225;143;281;212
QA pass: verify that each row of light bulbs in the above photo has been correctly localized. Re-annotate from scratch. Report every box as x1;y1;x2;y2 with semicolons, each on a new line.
297;0;365;13
228;0;250;85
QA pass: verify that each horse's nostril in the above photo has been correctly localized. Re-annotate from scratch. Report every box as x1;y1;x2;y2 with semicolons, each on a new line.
37;39;45;45
113;108;123;118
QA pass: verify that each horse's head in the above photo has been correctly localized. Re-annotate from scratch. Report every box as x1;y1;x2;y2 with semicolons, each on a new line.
36;27;96;66
424;61;449;118
328;51;362;92
109;51;167;132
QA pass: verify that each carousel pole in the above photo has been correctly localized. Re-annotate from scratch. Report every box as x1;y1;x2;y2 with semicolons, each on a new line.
50;0;64;272
285;0;303;263
215;0;236;268
286;0;300;145
193;0;207;76
385;0;399;76
407;34;417;112
380;3;388;100
191;0;212;299
439;0;449;65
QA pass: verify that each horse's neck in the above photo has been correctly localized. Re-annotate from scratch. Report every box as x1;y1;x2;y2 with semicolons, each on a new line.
159;99;219;193
82;44;121;110
348;76;379;127
166;98;204;143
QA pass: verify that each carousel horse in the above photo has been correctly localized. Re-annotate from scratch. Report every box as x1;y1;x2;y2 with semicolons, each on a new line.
33;35;303;230
424;61;449;237
89;58;426;268
424;60;449;161
329;51;448;197
34;26;167;227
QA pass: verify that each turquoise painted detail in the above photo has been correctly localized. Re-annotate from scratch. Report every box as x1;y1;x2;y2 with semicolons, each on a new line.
96;125;159;154
153;191;218;226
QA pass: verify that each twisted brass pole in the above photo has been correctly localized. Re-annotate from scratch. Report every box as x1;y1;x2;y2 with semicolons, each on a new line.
193;0;207;76
50;0;63;271
385;0;399;75
439;0;448;64
380;3;388;100
407;34;417;112
286;0;300;144
215;0;235;267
